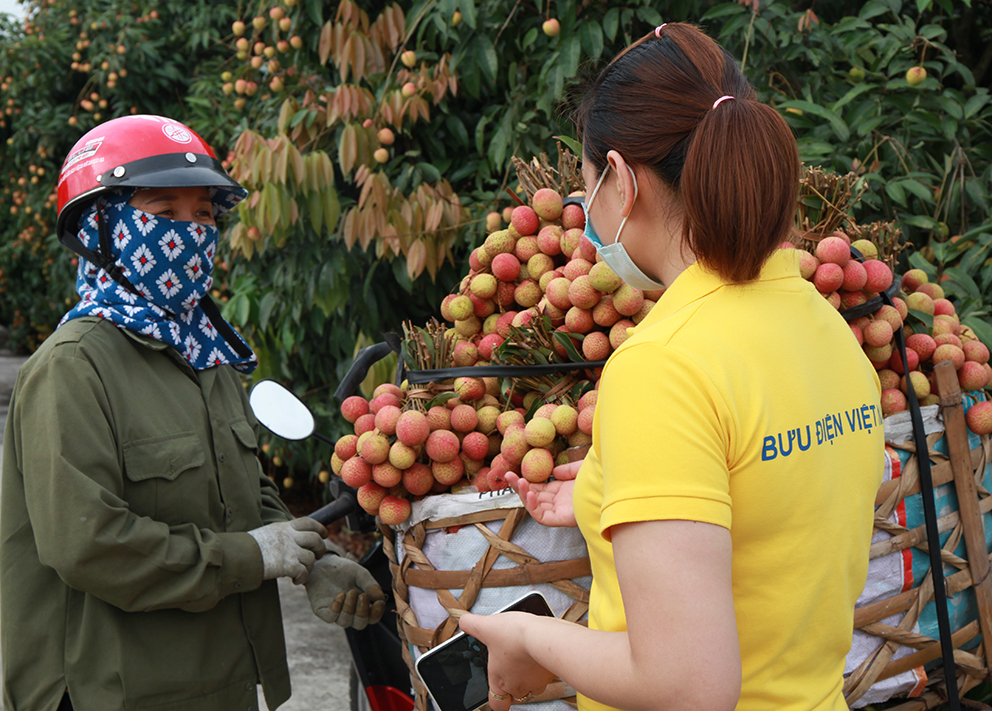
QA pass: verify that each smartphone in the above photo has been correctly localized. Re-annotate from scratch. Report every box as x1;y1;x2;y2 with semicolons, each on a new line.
414;591;554;711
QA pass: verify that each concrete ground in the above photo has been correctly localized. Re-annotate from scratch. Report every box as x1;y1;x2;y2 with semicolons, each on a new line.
0;346;353;711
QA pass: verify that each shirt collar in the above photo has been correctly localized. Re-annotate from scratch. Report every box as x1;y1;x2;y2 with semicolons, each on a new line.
635;248;803;331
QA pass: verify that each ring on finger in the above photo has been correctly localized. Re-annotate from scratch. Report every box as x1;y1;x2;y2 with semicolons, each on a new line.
512;692;533;703
490;690;510;701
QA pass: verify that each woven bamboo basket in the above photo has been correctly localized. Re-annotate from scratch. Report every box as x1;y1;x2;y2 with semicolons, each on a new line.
380;503;591;711
845;361;992;709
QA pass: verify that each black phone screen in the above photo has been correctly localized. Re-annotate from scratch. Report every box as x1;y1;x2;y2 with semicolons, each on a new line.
415;593;553;711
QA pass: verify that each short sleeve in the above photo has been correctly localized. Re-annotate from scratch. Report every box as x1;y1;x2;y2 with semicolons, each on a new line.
597;342;733;538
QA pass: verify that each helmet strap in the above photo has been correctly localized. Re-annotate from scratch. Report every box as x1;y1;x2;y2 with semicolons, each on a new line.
93;199;147;304
199;295;254;359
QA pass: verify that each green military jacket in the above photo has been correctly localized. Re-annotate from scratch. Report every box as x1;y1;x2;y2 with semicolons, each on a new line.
1;317;293;711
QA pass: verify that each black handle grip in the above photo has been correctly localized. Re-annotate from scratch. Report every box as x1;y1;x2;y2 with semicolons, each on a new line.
334;342;396;401
307;491;358;526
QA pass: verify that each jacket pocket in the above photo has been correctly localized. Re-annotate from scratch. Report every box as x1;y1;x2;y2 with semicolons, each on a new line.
229;419;263;506
122;432;209;524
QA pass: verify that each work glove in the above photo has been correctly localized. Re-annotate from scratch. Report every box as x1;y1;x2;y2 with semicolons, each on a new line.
305;540;388;630
247;517;327;585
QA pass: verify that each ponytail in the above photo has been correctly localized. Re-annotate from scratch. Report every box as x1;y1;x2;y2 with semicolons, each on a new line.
681;98;800;282
575;23;800;283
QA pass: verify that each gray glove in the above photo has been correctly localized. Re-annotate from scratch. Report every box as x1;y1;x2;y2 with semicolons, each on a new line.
247;517;327;585
305;542;387;630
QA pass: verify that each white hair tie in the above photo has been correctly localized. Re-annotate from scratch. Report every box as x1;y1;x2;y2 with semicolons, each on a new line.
654;24;667;38
712;95;735;110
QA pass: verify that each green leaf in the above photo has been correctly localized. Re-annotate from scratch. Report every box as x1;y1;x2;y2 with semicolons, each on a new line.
908;309;934;330
701;3;746;20
555;134;583;155
522;27;538;49
964;92;990;120
831;83;873;113
474;115;489;156
416;162;442;183
476;34;498;82
859;0;890;19
944;267;981;301
259;291;279;331
901;215;941;231
963;316;992;352
579;21;604;63
602;7;619;41
457;0;477;30
553;331;585;363
885;181;907;206
560;35;581;78
778;101;850;141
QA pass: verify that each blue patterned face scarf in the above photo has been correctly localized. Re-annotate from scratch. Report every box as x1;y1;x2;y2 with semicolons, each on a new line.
58;189;257;373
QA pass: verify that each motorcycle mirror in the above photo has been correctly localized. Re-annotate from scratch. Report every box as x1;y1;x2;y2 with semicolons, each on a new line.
249;379;316;441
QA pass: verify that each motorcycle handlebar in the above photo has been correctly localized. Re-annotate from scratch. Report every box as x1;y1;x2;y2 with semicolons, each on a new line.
307;491;359;526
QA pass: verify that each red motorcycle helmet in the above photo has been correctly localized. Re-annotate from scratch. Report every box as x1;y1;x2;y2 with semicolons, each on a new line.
56;114;246;256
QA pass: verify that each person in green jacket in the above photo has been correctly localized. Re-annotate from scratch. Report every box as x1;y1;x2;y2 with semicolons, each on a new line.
1;115;386;711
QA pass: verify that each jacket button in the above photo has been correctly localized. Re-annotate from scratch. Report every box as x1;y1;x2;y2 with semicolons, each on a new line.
219;453;227;463
235;582;243;589
227;507;234;518
245;682;254;691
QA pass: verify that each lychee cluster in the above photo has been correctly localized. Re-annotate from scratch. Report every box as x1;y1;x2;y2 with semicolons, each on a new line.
788;233;992;433
331;381;600;526
440;188;664;382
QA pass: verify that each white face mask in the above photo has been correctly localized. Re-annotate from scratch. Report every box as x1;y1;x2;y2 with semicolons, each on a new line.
583;161;666;291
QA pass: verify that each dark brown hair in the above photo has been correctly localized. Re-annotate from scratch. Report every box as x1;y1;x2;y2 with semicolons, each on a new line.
574;23;799;283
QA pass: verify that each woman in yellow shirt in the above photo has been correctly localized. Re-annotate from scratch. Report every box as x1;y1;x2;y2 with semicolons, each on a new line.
460;23;883;711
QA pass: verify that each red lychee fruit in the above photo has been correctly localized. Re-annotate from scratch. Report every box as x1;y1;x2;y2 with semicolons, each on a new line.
450;404;479;433
565;306;594;334
905;292;935;315
862;260;893;293
815;236;850;266
491;253;521;282
515;235;540;263
613;284;644;316
478;333;504;361
907;333;937;361
354;413;377;436
500;427;530;465
514;280;542;308
403;463;434;496
357;481;387;514
850;324;864;346
563;258;594;281
840;291;867;311
561;203;585;230
878;369;901;391
452;341;480;368
388;441;418;470
454;377;485;401
889;347;919;375
335;434;359;461
901;268;929;293
864;320;894;348
842;260;867;291
593;295;622;328
426;406;451;431
527;253;556;281
813;263;844;293
589;261;622;294
933;298;956;317
551;405;578;436
966;401;992;435
460;431;488;461
432;456;465;486
916;282;944;300
374;405;402;436
495;312;517;338
964;340;990;365
881;388;908;417
901;371;931;400
360;434;391;465
537;224;564;256
798;251;819;280
959;361;988;392
875;305;903;331
569;275;601;310
577;407;595;435
472;468;492;492
341;396;370;423
575;237;597;263
487;467;508;491
583;331;612;361
484;230;516;258
379;495;411;526
342;457;373;488
511;205;540;236
373;461;403;488
561;228;583;257
547;277;573;310
426;429;460;462
532;188;564;221
933;344;965;370
610;320;636;349
521;447;554;483
497;410;525;435
524;417;557;448
395;410;430;447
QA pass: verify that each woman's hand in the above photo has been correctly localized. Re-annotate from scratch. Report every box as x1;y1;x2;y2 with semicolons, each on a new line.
458;612;556;711
505;460;581;528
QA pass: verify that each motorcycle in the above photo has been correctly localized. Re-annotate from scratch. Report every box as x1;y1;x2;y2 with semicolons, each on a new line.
249;376;415;711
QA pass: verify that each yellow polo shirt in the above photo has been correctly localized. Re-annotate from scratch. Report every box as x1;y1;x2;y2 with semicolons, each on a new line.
573;250;884;711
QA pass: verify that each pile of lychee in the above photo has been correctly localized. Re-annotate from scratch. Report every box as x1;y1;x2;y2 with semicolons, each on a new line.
790;233;992;435
330;382;599;525
439;188;664;378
